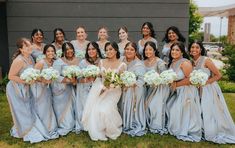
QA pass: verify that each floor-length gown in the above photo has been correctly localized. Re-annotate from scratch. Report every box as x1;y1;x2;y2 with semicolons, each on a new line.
120;58;146;136
74;59;99;133
82;60;126;141
6;55;52;143
145;58;170;135
195;56;235;144
51;58;76;136
166;58;202;142
30;59;59;139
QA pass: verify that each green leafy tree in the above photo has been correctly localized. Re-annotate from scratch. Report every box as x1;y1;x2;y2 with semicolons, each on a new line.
189;0;203;43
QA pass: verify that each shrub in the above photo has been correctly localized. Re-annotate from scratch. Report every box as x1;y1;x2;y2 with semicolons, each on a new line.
218;80;235;93
0;75;9;93
221;44;235;82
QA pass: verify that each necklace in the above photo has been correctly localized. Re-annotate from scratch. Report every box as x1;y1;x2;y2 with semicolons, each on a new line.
193;56;201;67
145;57;156;67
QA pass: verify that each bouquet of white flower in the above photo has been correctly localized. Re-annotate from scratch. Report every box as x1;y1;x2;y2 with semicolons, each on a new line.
20;68;40;84
40;67;60;81
56;49;63;58
159;69;177;85
189;69;209;87
144;70;162;86
75;50;85;59
82;65;100;77
62;65;82;79
103;70;122;89
120;71;137;87
36;55;46;62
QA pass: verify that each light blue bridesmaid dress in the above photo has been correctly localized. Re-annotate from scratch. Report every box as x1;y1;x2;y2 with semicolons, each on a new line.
145;58;170;135
51;58;76;136
166;58;202;142
195;56;235;144
31;43;46;62
161;43;170;64
74;59;98;133
30;59;59;139
120;58;146;136
6;55;52;143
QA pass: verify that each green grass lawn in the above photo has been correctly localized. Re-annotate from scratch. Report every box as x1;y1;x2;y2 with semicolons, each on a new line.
1;93;235;148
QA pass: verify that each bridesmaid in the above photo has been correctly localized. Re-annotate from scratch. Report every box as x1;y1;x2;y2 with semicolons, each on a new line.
189;41;235;144
166;42;202;142
120;42;146;136
6;38;49;143
117;26;130;56
32;44;59;139
74;42;103;133
71;26;90;52
161;26;185;64
143;41;169;135
31;28;46;62
137;22;158;56
51;42;79;136
96;26;109;56
52;28;67;51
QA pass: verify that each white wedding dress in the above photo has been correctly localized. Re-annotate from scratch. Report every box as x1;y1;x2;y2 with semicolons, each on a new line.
82;61;126;141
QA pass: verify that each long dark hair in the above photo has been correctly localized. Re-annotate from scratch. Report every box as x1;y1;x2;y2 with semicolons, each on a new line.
61;42;75;58
85;42;103;64
52;28;66;43
31;28;44;42
124;42;142;60
12;38;31;61
141;22;156;38
168;42;190;68
104;42;120;59
142;41;159;60
188;41;207;57
162;26;185;43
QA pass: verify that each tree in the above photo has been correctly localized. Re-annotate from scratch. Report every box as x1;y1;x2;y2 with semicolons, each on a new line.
189;0;203;43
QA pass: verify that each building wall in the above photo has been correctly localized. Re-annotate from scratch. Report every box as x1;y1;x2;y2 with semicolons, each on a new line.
6;0;189;60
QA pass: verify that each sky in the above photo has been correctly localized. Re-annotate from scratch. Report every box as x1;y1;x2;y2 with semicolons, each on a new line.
194;0;235;37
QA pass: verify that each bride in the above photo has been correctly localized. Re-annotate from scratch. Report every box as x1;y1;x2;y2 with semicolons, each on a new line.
82;42;126;141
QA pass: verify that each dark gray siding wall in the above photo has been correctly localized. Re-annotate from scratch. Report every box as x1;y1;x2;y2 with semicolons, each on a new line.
7;0;189;58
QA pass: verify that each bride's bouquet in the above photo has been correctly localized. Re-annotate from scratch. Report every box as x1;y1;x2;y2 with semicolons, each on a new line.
56;49;63;58
159;69;177;85
82;65;100;78
120;71;137;87
189;69;209;87
40;67;60;81
75;50;86;59
62;65;82;79
36;54;46;62
103;70;122;89
20;67;40;84
144;70;162;86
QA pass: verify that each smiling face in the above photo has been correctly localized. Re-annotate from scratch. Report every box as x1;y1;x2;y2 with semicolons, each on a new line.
32;31;43;43
171;45;182;60
98;28;108;40
124;44;136;60
45;47;55;60
20;40;33;55
118;28;128;41
144;44;155;59
65;48;74;59
76;27;87;41
142;24;151;36
168;29;178;42
105;44;117;59
87;44;98;58
55;30;64;42
190;43;201;58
